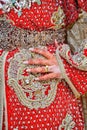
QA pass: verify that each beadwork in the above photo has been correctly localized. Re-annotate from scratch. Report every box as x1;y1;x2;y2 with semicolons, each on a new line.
8;49;58;109
51;6;65;29
59;10;87;71
0;20;66;51
0;0;41;16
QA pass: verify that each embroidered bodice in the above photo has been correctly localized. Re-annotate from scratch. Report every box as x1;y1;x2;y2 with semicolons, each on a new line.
0;0;63;30
0;0;79;30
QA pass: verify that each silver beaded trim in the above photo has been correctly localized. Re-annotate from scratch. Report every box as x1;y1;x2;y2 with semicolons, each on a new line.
0;20;65;51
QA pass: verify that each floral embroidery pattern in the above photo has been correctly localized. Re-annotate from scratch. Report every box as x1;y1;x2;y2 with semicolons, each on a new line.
0;0;41;16
59;113;75;130
51;6;65;29
8;49;58;109
59;42;87;71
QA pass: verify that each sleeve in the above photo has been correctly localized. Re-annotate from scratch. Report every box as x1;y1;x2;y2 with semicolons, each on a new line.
55;3;87;97
56;48;87;98
63;55;87;95
59;43;87;71
58;7;87;72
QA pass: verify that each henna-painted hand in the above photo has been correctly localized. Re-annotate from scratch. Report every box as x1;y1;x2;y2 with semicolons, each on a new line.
23;48;61;81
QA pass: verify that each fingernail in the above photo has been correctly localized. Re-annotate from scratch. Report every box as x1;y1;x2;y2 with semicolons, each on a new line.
29;48;34;51
23;61;28;64
26;69;31;72
34;78;39;81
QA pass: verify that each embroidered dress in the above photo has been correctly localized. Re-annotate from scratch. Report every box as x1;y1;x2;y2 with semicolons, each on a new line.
0;0;87;130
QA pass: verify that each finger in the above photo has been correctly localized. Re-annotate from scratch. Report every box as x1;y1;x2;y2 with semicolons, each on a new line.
34;73;61;81
49;65;61;73
54;39;58;48
23;58;52;65
27;66;50;73
29;48;53;59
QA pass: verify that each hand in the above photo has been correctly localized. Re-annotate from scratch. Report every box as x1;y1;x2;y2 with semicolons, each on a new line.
23;48;62;81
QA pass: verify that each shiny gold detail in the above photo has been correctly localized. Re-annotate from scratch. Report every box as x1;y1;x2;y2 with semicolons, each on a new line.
51;6;65;29
34;89;42;96
45;65;49;72
59;10;87;71
8;49;58;109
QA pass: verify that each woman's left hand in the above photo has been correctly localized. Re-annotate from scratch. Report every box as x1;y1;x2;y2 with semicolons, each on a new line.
23;48;61;81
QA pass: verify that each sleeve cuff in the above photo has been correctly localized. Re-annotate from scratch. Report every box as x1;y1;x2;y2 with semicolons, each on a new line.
56;48;81;98
56;48;87;96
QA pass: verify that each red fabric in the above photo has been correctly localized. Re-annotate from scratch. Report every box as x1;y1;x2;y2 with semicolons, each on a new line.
4;49;84;130
0;1;87;129
78;0;87;12
0;0;78;30
62;58;87;95
63;0;78;25
48;43;87;95
0;9;3;15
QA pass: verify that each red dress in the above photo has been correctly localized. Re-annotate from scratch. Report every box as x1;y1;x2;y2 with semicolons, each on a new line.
0;0;87;130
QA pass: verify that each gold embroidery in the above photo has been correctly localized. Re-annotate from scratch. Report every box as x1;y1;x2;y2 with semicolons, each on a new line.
59;113;75;130
0;51;8;130
60;10;87;71
8;49;58;109
50;6;65;29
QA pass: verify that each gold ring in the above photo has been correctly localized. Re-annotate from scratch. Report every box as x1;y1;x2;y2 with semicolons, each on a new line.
45;65;49;72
